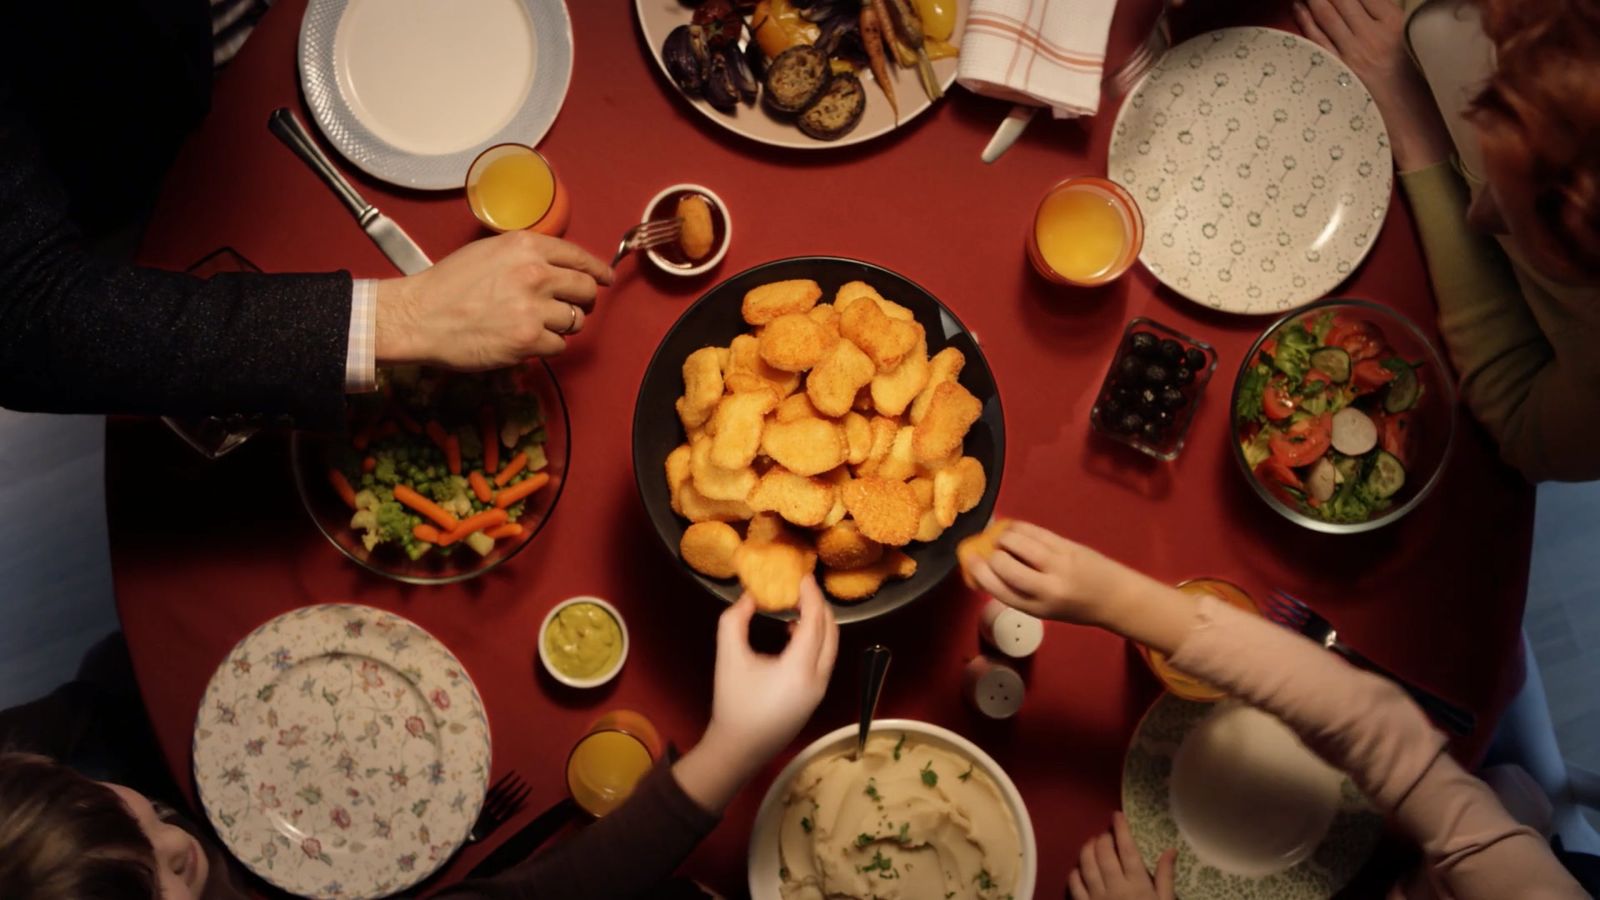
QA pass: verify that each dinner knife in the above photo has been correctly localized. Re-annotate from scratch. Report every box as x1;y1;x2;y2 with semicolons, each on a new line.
465;797;581;881
267;107;433;276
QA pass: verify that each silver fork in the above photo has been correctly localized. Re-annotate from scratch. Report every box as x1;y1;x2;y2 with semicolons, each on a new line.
1105;6;1172;98
1264;589;1477;736
611;218;682;267
467;771;531;844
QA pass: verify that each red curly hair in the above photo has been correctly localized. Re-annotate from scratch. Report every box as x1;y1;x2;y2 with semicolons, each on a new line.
1470;0;1600;280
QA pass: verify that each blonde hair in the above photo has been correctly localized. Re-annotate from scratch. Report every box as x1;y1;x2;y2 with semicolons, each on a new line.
0;753;157;900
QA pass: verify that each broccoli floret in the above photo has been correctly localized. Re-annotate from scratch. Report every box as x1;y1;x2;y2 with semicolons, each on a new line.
374;500;413;543
373;455;398;485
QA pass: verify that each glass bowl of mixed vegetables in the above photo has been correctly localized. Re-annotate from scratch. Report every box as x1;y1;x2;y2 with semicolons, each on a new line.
291;361;569;584
1230;299;1456;534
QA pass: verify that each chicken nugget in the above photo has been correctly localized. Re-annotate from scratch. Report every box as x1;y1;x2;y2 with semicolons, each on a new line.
735;539;809;612
818;467;851;528
870;337;930;417
680;521;741;579
742;279;822;326
665;443;693;515
807;303;842;348
709;391;776;470
758;313;829;373
840;296;921;371
678;481;754;523
748;469;836;528
912;382;982;463
774;393;820;423
841;477;921;546
915;508;946;542
949;457;986;513
725;334;799;402
842;412;872;465
761;417;846;477
816;520;884;569
744;511;786;544
916;450;961;477
908;476;934;510
690;436;758;502
805;339;876;417
680;347;725;428
822;551;917;602
875;426;919;482
855;416;900;478
835;281;914;320
910;347;967;424
957;519;1011;588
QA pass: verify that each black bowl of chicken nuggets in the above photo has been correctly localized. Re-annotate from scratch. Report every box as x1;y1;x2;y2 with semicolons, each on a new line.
632;257;1005;623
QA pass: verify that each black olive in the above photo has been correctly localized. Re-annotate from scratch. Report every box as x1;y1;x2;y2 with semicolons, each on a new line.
1160;386;1187;409
1174;366;1195;386
1111;384;1137;405
1153;408;1175;427
1137;387;1160;411
1117;354;1144;382
1159;339;1185;362
1143;362;1172;385
1128;332;1158;357
1101;395;1125;419
1141;421;1165;442
1118;412;1145;434
1185;347;1208;371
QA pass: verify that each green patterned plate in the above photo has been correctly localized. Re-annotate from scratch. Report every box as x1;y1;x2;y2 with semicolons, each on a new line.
1121;695;1382;899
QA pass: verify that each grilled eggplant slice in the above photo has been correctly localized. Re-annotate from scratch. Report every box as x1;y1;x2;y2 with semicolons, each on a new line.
797;72;865;140
764;45;829;114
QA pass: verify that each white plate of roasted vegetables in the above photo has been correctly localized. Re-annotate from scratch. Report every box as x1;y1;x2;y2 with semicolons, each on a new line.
636;0;964;147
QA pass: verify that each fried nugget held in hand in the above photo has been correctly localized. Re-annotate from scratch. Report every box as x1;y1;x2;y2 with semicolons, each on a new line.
912;381;982;463
806;339;876;417
957;519;1010;589
735;538;811;612
742;279;822;325
758;313;829;373
680;521;742;579
761;417;846;476
841;476;922;546
823;551;917;602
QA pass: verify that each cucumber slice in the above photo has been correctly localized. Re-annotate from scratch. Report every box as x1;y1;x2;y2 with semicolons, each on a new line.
1310;347;1351;383
1385;363;1420;413
1364;450;1407;500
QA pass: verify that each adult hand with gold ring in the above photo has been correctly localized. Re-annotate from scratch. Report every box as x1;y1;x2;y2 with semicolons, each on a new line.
372;230;612;368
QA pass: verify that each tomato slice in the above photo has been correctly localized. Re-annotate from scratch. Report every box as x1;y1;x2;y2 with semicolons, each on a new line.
1326;316;1390;362
1303;369;1333;391
1263;382;1296;421
1269;413;1332;468
1254;458;1303;505
1379;410;1415;467
1352;358;1398;394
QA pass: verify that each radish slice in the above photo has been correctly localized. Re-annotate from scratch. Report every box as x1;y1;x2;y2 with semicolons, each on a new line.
1331;407;1378;456
1307;457;1338;502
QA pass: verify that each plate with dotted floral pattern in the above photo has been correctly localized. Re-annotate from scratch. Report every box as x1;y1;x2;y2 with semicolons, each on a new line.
1109;27;1392;314
193;604;491;899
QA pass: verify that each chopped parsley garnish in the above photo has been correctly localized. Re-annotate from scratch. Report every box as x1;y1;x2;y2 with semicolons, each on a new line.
864;778;880;801
856;832;875;848
897;822;910;843
958;763;974;782
779;865;789;880
945;893;956;899
920;760;938;787
858;849;897;878
976;869;995;890
893;732;906;761
800;816;812;834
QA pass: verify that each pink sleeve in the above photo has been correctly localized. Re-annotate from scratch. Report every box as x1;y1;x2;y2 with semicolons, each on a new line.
1167;596;1585;900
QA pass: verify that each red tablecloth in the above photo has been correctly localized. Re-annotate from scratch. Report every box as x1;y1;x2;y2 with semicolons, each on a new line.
116;0;1535;896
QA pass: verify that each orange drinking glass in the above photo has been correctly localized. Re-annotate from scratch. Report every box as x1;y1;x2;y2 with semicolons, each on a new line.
465;144;571;236
1136;579;1258;702
1027;176;1144;287
563;710;663;817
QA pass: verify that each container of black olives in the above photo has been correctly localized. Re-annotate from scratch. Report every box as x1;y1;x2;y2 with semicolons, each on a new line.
1090;318;1218;461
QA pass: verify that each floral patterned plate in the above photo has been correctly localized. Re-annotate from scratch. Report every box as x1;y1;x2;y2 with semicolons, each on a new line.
1108;27;1393;314
1121;694;1382;899
193;605;491;899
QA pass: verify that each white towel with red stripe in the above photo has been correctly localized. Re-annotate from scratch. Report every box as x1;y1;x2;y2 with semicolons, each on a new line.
957;0;1118;118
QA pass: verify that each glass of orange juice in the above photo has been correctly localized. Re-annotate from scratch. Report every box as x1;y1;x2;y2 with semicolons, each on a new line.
1136;578;1258;702
564;710;663;817
1027;176;1144;287
465;144;571;235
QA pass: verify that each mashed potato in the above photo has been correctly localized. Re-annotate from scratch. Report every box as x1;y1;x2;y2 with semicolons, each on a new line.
778;733;1022;899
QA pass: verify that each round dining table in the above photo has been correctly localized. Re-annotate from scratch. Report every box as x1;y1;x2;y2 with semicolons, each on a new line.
113;0;1538;896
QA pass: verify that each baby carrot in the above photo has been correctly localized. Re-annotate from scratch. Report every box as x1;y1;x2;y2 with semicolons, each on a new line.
485;523;523;540
447;508;509;542
480;405;500;474
468;470;494;504
425;420;449;451
328;469;358;510
444;434;462;476
361;456;377;474
494;452;528;487
412;523;443;544
393;484;459;531
494;472;550;509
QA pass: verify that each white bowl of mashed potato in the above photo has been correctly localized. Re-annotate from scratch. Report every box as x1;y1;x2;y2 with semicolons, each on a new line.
748;719;1036;900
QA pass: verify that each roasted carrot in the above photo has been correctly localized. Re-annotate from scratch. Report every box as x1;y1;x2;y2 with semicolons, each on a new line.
485;523;523;540
425;420;449;451
860;7;898;120
447;508;509;542
393;484;459;530
328;469;358;510
413;523;443;544
444;434;462;475
495;472;550;509
494;452;528;487
361;456;377;474
468;470;494;504
480;405;500;474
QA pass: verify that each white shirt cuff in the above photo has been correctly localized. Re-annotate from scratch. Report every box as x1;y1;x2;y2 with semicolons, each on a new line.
345;279;378;394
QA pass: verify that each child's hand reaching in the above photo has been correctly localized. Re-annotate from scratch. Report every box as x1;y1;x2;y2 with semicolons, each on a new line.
964;521;1120;627
1069;812;1176;900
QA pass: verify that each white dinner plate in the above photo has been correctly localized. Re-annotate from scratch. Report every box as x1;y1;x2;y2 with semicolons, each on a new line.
299;0;573;190
1108;27;1393;314
1122;695;1382;899
634;0;965;150
193;605;491;899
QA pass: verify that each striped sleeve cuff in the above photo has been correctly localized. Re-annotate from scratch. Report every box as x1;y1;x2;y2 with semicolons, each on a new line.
344;279;378;394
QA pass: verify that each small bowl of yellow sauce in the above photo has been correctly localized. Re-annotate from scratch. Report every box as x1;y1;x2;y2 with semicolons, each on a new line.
1136;578;1257;702
539;596;628;689
1027;176;1144;287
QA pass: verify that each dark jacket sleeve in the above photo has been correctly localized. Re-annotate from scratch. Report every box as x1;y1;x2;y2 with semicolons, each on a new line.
435;763;721;900
0;80;354;426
